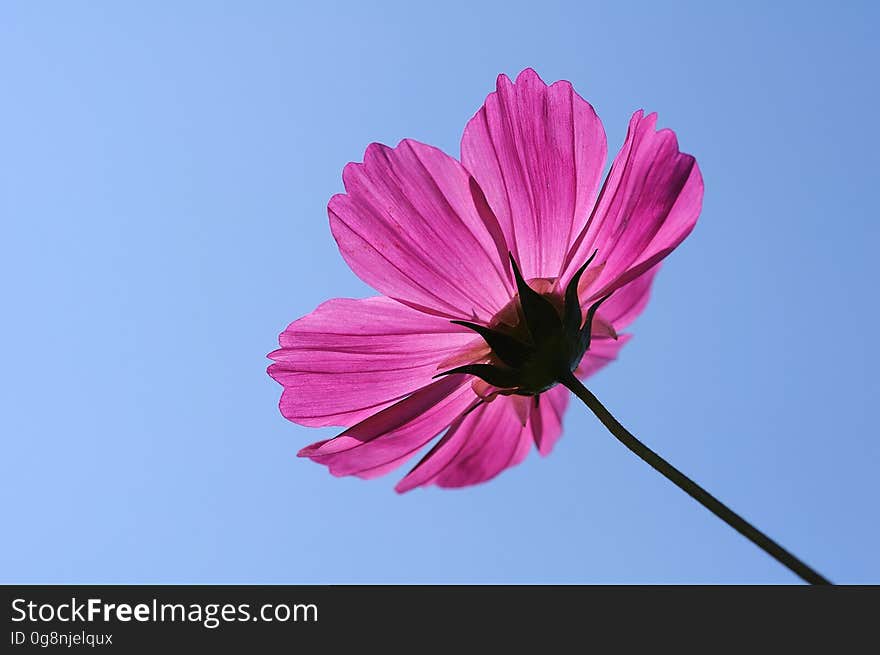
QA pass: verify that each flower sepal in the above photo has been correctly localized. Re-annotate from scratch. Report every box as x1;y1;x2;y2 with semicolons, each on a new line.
436;252;611;396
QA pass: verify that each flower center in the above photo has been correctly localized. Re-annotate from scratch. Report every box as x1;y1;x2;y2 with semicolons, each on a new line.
436;252;610;396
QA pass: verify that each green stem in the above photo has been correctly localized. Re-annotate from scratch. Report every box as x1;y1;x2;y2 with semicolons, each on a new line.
558;372;831;585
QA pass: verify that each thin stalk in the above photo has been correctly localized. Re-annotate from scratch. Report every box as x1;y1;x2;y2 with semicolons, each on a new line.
558;371;831;585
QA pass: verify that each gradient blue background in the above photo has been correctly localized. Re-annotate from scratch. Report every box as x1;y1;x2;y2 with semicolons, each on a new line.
2;1;877;583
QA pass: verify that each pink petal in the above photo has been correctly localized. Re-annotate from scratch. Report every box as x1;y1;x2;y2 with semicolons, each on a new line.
577;334;632;379
561;110;703;300
396;395;536;491
595;264;659;332
392;333;630;491
531;384;570;456
461;68;607;281
394;328;627;492
328;139;513;321
299;375;476;478
509;394;532;427
268;296;476;427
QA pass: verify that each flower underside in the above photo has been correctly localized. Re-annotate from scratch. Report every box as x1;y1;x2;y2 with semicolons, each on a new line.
436;251;610;397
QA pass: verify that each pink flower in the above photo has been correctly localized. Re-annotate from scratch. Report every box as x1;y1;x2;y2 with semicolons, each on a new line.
268;69;703;492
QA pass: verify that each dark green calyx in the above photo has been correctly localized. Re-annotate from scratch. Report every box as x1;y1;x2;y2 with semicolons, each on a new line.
436;251;611;395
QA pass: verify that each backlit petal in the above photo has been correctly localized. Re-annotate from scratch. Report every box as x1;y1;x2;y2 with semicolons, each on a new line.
461;68;607;280
531;384;570;456
299;376;476;478
268;296;476;427
577;334;632;379
329;139;513;321
561;111;703;300
595;264;659;332
397;394;536;491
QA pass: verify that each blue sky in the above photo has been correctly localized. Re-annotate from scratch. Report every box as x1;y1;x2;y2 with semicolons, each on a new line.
2;1;877;583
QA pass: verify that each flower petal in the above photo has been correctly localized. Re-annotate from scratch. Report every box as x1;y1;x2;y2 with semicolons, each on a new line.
561;110;703;300
393;335;632;491
531;384;570;456
577;334;632;379
595;264;659;332
396;395;535;491
328;139;513;321
268;296;477;427
393;333;630;491
299;375;476;478
461;68;608;280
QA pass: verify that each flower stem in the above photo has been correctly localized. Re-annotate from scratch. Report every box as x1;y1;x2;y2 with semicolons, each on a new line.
558;372;831;585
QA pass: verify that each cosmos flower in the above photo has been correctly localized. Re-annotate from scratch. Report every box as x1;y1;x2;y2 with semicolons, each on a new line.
268;68;703;492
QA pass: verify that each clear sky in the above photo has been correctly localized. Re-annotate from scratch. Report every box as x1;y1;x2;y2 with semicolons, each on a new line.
2;1;877;583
